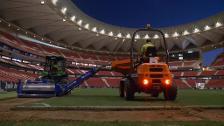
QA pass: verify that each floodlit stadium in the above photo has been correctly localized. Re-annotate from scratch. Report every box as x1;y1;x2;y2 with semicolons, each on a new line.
0;0;223;126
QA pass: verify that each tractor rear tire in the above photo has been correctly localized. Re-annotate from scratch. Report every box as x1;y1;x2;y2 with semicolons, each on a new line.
119;81;124;97
163;84;177;101
124;80;135;100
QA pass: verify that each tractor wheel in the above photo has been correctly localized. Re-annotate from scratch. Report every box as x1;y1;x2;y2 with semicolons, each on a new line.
124;80;135;100
119;81;124;97
163;84;177;101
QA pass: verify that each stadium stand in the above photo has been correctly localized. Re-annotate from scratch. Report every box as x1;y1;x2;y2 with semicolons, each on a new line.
0;27;223;90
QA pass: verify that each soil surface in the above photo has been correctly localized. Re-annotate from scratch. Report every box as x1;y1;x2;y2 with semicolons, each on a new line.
0;98;223;122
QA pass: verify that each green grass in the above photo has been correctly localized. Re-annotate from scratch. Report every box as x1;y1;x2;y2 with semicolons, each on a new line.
0;121;223;126
0;91;16;100
31;88;224;107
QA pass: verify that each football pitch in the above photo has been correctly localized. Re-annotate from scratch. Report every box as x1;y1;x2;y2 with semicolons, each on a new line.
27;88;224;107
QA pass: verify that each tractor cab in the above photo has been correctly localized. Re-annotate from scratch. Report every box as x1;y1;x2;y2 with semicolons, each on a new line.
41;56;68;83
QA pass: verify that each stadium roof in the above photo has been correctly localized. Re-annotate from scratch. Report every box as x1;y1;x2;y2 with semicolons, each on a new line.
0;0;223;53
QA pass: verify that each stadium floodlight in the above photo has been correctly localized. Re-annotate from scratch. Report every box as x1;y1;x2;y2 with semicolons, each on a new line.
173;32;179;37
70;16;76;22
108;31;113;36
165;33;169;38
61;7;67;14
78;27;82;31
52;0;57;5
92;27;97;32
144;34;150;39
135;34;140;39
84;24;89;29
62;18;66;22
193;28;200;33
215;22;222;27
153;34;159;39
126;33;131;39
77;20;82;26
117;33;122;38
183;30;190;35
41;0;45;5
204;25;211;31
100;29;105;34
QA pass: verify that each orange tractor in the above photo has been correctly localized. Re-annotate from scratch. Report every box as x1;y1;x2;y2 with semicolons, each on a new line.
112;26;177;100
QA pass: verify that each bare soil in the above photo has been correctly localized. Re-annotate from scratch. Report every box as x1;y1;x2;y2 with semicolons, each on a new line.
0;98;223;122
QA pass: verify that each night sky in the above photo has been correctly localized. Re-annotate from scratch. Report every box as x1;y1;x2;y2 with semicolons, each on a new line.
73;0;224;28
72;0;224;65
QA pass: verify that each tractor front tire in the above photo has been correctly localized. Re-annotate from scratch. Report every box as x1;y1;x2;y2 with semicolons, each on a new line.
124;80;135;100
119;81;125;97
163;84;177;101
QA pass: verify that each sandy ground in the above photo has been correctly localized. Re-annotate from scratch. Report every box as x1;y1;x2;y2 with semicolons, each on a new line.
0;98;223;122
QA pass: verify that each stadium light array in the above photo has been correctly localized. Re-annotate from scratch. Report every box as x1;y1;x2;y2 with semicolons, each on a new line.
153;34;159;39
52;0;57;5
70;16;76;22
144;34;150;39
173;32;179;37
193;28;200;33
61;7;67;14
92;27;97;32
165;33;169;38
41;0;45;5
84;24;89;29
108;31;113;36
215;22;222;27
117;33;122;38
135;34;140;39
77;20;82;26
62;18;66;22
100;29;105;34
204;25;211;31
182;30;190;35
126;33;131;39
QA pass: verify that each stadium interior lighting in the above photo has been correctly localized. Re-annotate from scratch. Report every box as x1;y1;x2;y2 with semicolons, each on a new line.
77;20;82;26
204;25;211;31
52;0;57;5
126;33;131;39
70;16;76;22
100;29;105;34
61;7;67;14
193;28;200;33
183;30;190;35
78;27;82;31
153;34;159;39
40;0;45;5
92;27;97;32
108;31;113;36
62;18;66;22
135;34;140;39
122;39;126;42
144;34;150;39
165;33;169;38
215;22;222;27
84;24;89;29
173;32;179;37
117;33;122;38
